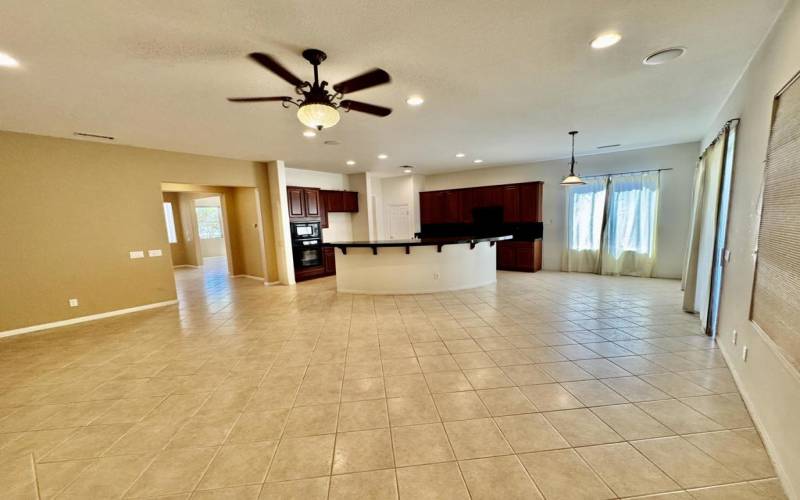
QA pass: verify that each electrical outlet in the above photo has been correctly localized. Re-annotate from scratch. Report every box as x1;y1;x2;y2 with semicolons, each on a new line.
148;249;162;257
732;329;737;345
129;250;145;259
742;345;748;362
433;272;440;280
68;298;79;307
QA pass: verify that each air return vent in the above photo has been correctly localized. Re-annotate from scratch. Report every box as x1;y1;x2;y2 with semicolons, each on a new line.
73;132;115;140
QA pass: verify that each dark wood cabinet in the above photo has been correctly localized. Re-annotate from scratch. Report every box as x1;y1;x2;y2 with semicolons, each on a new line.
519;182;543;222
293;188;359;226
496;240;542;272
342;191;358;212
420;191;441;225
303;188;320;217
459;189;474;223
444;190;460;223
288;187;305;217
502;185;521;223
323;247;336;275
320;190;358;213
420;181;543;225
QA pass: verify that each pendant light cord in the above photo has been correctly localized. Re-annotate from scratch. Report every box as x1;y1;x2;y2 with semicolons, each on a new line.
569;130;578;175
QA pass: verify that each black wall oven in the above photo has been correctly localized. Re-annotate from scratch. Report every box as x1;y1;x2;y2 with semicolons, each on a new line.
290;222;322;268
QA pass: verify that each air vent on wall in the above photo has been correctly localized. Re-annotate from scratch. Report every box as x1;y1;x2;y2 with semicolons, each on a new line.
74;132;115;141
597;143;621;149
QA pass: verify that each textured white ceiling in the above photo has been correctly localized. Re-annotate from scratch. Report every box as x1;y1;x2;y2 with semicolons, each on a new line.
0;0;785;174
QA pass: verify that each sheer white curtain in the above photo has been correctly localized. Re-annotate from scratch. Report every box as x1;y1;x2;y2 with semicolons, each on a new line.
601;171;660;277
562;177;608;273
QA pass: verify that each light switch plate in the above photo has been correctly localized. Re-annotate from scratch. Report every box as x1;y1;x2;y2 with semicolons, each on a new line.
68;298;79;307
129;251;145;259
724;249;731;262
742;345;748;362
148;249;163;257
732;329;737;345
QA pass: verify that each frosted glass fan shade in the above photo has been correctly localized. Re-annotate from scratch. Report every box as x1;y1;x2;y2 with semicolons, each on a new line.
297;103;340;130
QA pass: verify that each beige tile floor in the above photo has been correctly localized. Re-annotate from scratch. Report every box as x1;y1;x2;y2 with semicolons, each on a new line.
0;260;788;499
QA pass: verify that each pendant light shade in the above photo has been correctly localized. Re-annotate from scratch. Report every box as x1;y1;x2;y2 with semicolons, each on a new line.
297;103;340;130
561;130;586;186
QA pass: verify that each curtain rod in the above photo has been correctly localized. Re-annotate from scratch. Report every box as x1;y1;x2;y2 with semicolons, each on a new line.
700;118;740;159
578;167;673;180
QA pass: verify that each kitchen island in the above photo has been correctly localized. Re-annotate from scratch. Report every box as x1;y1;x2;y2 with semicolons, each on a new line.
323;235;512;294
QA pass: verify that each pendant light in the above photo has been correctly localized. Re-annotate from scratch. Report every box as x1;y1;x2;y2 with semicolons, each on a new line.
561;130;586;186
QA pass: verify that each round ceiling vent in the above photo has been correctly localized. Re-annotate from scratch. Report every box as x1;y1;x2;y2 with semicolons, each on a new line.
643;47;686;65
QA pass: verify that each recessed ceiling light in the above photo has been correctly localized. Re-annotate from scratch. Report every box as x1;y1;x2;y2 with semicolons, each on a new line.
590;33;621;49
0;52;20;68
346;160;356;166
302;130;316;138
377;154;388;159
406;95;424;106
643;47;686;65
473;159;484;164
402;166;414;174
455;153;466;158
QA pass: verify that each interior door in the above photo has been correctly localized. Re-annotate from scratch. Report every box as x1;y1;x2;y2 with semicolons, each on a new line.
387;204;411;239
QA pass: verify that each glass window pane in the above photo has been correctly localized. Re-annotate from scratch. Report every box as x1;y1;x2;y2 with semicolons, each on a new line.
195;206;223;239
163;202;177;243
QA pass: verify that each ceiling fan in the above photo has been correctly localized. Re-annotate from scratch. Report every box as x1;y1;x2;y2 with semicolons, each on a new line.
228;49;392;130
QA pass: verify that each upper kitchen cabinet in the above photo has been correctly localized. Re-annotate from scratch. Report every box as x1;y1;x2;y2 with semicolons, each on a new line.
419;181;543;225
287;186;321;219
321;190;358;213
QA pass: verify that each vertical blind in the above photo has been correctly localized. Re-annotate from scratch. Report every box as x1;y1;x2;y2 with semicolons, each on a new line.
751;71;800;372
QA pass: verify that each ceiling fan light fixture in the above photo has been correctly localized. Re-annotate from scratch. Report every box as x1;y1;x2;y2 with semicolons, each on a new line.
297;103;340;130
561;174;586;185
302;129;316;138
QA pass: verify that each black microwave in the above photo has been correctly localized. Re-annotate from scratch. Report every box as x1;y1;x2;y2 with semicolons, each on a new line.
291;222;320;240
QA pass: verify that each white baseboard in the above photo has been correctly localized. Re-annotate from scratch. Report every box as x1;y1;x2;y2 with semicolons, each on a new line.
173;265;199;268
716;342;794;499
265;280;282;286
233;274;264;281
0;300;178;339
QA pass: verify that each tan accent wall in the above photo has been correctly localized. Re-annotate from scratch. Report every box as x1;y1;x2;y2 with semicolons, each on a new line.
0;130;279;332
161;192;188;266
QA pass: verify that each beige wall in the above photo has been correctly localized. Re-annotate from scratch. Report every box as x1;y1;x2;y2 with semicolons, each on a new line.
227;187;264;278
0;131;279;332
161;192;188;266
424;142;699;279
701;0;800;494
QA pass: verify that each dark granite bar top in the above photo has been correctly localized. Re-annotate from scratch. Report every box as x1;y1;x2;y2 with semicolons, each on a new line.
323;235;514;255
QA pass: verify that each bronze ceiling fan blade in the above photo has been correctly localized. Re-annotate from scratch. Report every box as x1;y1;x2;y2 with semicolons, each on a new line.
340;100;392;117
248;52;305;87
227;96;293;102
333;68;390;94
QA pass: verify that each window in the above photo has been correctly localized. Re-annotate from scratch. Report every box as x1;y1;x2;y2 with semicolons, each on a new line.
195;206;223;239
563;171;660;277
163;202;177;243
566;178;607;251
605;172;659;257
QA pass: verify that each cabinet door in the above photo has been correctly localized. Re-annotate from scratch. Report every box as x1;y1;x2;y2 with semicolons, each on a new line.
514;243;534;271
303;188;320;217
520;182;543;222
475;186;502;208
420;191;438;225
502;185;521;223
323;247;336;274
342;191;358;212
288;187;305;217
497;241;515;269
460;189;474;223
444;190;461;223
